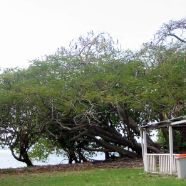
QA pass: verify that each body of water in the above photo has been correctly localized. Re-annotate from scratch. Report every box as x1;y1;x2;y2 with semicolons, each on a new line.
0;149;104;169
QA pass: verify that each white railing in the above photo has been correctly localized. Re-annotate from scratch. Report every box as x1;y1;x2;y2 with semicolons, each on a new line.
145;154;177;174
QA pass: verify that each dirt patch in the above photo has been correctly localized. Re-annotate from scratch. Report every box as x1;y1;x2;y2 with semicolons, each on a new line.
0;158;143;176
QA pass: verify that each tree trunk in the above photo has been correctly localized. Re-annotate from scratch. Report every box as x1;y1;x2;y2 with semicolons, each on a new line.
23;152;33;167
105;152;110;161
10;147;33;167
68;150;79;164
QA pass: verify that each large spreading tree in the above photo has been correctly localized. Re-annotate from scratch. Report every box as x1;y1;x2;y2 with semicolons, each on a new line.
0;18;186;166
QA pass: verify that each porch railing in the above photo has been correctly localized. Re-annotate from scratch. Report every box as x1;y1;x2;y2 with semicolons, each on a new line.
145;154;177;174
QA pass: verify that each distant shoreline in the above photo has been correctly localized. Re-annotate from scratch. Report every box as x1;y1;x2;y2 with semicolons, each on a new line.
0;149;105;169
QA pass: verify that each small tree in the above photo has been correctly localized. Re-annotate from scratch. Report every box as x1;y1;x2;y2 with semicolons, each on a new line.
0;69;48;167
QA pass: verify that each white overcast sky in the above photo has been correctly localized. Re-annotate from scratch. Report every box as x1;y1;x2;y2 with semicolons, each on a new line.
0;0;185;70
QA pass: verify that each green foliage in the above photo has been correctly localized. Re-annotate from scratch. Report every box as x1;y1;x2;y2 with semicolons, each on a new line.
0;29;186;164
28;138;57;161
157;130;168;149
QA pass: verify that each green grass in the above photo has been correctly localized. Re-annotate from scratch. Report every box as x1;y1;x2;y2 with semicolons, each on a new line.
0;168;186;186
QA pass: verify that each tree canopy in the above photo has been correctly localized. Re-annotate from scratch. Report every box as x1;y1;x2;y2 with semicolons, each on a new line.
0;18;186;167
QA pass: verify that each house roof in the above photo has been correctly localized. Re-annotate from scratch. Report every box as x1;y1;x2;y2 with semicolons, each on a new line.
140;115;186;129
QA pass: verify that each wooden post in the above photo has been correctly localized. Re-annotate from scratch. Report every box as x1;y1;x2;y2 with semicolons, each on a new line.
143;129;148;172
140;129;144;158
169;125;173;174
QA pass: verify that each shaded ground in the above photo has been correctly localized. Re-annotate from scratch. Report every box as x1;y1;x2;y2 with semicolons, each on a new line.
0;158;143;176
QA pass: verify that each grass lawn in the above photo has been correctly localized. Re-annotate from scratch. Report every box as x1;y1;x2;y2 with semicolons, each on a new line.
0;168;186;186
